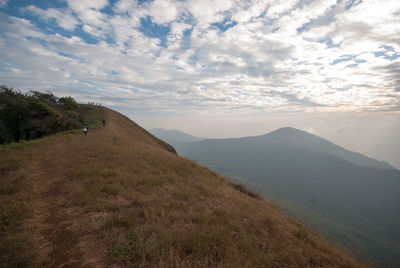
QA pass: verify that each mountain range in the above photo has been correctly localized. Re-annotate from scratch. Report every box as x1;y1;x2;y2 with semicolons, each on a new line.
151;127;400;267
0;105;363;267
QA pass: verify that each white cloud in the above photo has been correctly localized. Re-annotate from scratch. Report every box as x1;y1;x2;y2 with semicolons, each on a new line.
147;0;180;24
1;0;400;117
113;0;138;13
0;0;8;8
66;0;108;13
267;0;297;19
23;5;79;30
167;22;192;47
78;8;106;26
66;0;108;27
232;0;267;23
185;0;233;27
109;14;140;45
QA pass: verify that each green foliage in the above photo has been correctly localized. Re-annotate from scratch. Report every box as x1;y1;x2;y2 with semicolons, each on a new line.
0;86;29;143
0;85;84;145
58;96;79;110
29;90;57;104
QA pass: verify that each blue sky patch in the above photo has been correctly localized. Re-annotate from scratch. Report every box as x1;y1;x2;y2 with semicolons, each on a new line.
212;18;237;33
374;46;400;61
331;55;366;67
345;0;362;10
57;52;84;62
0;65;12;73
26;36;47;47
180;28;193;50
70;26;100;45
188;55;199;65
331;87;349;91
1;0;66;13
332;55;355;65
297;21;312;33
139;16;170;47
79;80;96;87
174;65;185;71
318;39;338;48
100;0;119;15
138;0;154;5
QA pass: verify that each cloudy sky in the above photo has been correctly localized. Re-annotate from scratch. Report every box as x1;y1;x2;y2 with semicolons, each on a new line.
0;0;399;167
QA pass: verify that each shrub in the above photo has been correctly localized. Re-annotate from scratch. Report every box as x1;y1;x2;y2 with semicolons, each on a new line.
0;85;84;144
58;96;79;110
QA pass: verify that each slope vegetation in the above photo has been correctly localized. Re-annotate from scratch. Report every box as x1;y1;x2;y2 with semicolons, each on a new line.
0;106;363;267
174;128;400;267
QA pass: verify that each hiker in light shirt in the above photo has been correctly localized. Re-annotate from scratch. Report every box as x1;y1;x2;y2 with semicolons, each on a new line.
83;124;88;136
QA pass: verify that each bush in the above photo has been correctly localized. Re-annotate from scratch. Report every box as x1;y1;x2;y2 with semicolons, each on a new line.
58;96;79;110
0;85;83;144
0;86;29;143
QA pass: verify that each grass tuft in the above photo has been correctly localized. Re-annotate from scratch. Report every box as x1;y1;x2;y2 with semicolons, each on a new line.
230;182;262;200
0;232;34;267
0;202;30;231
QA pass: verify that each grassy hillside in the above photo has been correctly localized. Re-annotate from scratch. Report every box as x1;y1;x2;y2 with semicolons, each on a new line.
176;133;400;267
0;106;364;267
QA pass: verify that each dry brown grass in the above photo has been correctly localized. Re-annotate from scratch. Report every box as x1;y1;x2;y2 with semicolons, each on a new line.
0;106;367;267
0;150;35;266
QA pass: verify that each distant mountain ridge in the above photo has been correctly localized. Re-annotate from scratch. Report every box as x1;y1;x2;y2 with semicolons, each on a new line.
266;127;394;170
151;127;394;170
151;127;400;267
149;128;204;146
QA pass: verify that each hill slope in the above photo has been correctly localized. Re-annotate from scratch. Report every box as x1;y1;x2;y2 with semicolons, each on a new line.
0;107;364;267
173;128;400;267
149;128;204;144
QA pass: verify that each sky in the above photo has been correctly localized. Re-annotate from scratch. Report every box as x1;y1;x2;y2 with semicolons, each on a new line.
0;0;399;168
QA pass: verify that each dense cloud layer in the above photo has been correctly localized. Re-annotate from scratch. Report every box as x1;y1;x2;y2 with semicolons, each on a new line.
0;0;399;115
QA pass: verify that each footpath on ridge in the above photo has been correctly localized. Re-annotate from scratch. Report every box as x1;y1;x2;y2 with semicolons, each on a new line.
27;110;111;266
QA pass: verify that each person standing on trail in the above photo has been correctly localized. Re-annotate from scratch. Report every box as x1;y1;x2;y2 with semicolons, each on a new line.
83;124;88;136
102;119;106;127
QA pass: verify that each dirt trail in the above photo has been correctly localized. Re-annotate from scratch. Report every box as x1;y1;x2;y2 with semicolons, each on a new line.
28;155;54;267
27;128;107;267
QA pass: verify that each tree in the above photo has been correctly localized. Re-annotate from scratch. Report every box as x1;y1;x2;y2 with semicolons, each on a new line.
0;85;29;143
0;86;84;144
58;96;79;110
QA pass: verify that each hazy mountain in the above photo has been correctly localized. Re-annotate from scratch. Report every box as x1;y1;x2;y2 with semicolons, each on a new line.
266;127;394;169
172;127;400;267
149;128;204;152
